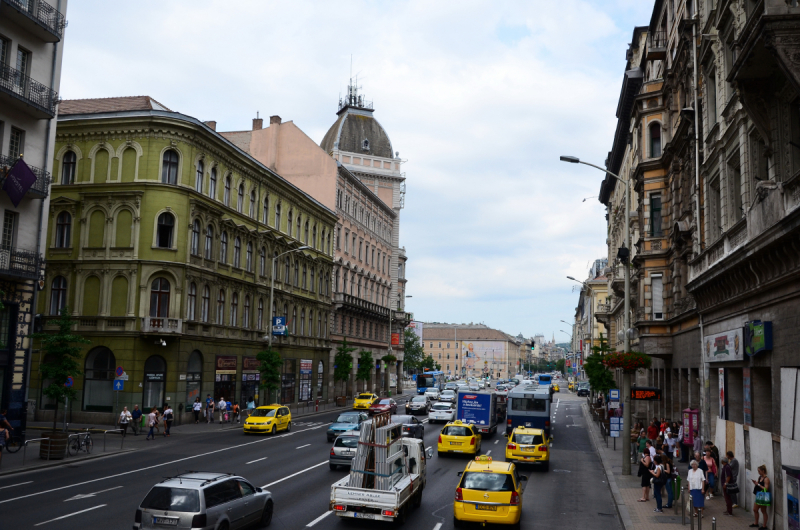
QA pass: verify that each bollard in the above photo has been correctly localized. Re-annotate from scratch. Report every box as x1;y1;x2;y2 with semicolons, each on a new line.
711;517;716;530
690;495;695;530
675;485;681;517
698;506;703;530
681;487;686;524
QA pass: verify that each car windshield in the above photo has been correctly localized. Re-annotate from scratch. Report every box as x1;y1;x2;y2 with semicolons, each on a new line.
443;426;472;436
411;396;427;403
441;390;455;396
358;394;374;399
334;436;359;448
392;415;413;424
141;487;200;512
432;403;452;411
250;408;277;417
460;472;515;492
335;414;360;423
513;433;544;445
377;399;392;405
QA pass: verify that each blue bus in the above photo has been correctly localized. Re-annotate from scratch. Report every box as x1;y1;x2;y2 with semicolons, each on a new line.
416;370;444;394
506;386;552;438
536;374;552;385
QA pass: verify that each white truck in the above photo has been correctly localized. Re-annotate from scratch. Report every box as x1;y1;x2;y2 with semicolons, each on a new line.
330;437;431;523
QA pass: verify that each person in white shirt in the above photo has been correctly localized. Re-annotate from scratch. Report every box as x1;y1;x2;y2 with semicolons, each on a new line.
218;398;227;423
666;431;677;459
118;406;132;437
192;398;202;424
687;459;707;517
145;407;158;440
163;405;174;437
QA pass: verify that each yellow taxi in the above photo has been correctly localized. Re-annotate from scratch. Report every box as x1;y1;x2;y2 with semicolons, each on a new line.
453;455;526;528
243;405;292;435
438;420;481;456
353;393;379;410
504;427;550;471
553;383;560;392
568;382;575;391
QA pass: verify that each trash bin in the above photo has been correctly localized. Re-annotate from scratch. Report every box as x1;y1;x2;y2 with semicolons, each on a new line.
674;475;681;500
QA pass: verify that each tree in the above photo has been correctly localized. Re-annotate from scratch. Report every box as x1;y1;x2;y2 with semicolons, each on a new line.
355;350;374;391
584;333;616;396
402;329;425;372
256;347;282;404
555;359;566;374
333;338;356;397
420;354;440;371
33;307;90;432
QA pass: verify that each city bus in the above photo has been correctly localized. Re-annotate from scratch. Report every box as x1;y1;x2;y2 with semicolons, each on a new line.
416;370;444;395
505;385;552;438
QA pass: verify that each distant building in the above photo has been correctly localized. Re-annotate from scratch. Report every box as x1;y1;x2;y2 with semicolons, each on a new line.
422;323;523;379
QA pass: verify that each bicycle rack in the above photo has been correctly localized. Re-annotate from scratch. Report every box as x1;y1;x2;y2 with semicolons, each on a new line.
21;437;53;467
103;429;124;452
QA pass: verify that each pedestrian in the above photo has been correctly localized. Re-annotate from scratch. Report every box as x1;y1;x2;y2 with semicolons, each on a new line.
131;405;142;435
727;450;740;507
661;450;675;509
207;395;215;424
226;399;232;422
247;397;255;417
666;430;677;460
0;420;8;467
655;435;664;452
751;464;771;529
163;404;174;436
703;450;717;499
646;439;656;459
218;397;227;423
678;422;688;463
0;408;11;431
631;423;640;464
649;455;665;512
705;440;720;492
720;456;735;516
638;450;652;502
118;406;132;437
687;459;706;518
660;418;668;437
647;420;659;441
233;402;240;423
145;407;158;440
692;430;703;456
192;398;202;424
638;430;648;456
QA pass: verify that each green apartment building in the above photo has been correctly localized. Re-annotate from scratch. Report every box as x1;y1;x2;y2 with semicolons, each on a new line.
31;97;336;424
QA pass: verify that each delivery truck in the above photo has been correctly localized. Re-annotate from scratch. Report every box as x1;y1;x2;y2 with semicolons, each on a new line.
455;389;499;436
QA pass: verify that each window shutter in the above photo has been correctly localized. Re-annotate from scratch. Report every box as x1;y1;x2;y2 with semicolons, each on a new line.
652;276;664;320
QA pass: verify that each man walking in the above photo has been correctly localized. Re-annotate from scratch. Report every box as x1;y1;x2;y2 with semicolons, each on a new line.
218;397;227;423
163;403;174;437
727;450;740;507
131;405;142;436
206;394;215;424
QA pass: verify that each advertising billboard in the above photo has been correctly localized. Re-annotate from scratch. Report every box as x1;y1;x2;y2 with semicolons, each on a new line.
408;321;424;342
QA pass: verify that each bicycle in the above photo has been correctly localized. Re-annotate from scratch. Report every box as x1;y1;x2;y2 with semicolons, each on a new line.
67;428;94;456
5;432;23;453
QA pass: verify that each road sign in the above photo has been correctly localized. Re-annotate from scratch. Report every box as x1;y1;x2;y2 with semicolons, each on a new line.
116;373;129;381
609;389;620;401
64;376;73;387
115;366;124;377
609;430;620;438
113;380;124;391
272;316;287;336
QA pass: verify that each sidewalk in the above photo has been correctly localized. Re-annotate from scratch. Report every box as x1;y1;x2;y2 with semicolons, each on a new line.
583;401;753;530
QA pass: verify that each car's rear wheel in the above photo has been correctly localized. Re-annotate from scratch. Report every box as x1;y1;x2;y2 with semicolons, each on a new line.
286;422;291;432
260;499;273;527
218;522;230;530
453;516;463;528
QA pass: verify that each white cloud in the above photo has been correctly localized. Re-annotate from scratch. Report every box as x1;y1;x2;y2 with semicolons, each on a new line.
59;0;653;340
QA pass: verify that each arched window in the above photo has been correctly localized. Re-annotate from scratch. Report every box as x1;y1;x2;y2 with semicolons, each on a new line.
243;295;251;328
156;212;174;248
260;247;266;276
191;220;201;255
230;292;239;327
313;226;317;249
294;261;299;287
287;209;293;237
257;298;264;330
310;268;315;293
209;167;217;198
195;160;204;193
61;151;76;185
246;242;253;272
237;184;244;213
249;190;256;217
275;202;281;229
224;176;231;206
284;257;290;282
220;231;228;263
55;212;71;248
204;225;213;259
650;122;662;158
187;282;197;320
304;221;309;243
318;313;322;337
201;285;210;322
216;289;225;325
142;355;166;410
302;265;307;289
233;237;241;268
300;309;306;336
149;277;170;318
83;346;116;412
296;216;301;240
161;149;179;184
263;196;269;224
185;350;203;407
50;276;67;315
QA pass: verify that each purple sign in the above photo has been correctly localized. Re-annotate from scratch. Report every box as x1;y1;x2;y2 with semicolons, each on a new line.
3;158;38;207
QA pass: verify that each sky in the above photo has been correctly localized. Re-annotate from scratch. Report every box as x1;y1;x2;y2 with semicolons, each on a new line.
59;0;655;343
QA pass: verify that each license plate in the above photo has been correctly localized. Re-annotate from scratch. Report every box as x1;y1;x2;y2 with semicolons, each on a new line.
343;451;353;455
450;442;462;445
476;504;498;511
522;447;535;452
353;512;375;519
153;517;178;526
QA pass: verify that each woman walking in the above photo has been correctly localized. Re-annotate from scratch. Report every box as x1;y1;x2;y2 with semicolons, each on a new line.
145;407;158;440
750;464;771;529
163;404;173;437
704;450;718;499
192;397;202;424
661;451;675;509
118;406;132;437
687;459;706;518
638;450;653;501
649;455;665;512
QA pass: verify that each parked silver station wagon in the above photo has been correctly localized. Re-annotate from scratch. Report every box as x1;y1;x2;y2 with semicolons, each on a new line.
134;472;273;529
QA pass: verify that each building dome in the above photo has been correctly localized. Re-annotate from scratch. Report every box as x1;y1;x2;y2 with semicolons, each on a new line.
320;85;394;159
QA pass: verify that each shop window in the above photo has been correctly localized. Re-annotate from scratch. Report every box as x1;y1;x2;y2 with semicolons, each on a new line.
83;347;116;412
142;355;166;410
185;350;203;412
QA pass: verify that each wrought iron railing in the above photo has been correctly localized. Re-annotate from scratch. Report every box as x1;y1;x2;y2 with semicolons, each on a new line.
0;62;59;116
648;30;667;50
0;247;43;281
0;154;51;198
2;0;66;39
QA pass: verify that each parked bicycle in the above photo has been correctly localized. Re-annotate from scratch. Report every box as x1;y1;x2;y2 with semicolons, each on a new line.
68;428;93;456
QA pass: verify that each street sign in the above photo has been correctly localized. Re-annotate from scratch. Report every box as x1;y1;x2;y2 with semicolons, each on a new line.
608;401;620;409
610;389;620;401
64;376;73;387
113;380;124;391
631;386;662;401
610;417;621;429
272;316;287;336
115;366;124;377
609;430;620;438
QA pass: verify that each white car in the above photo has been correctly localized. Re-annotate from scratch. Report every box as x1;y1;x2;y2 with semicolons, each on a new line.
428;402;456;423
439;389;457;402
424;388;441;400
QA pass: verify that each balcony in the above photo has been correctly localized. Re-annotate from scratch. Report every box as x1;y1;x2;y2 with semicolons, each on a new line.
647;30;667;60
0;246;42;281
333;292;390;317
0;63;59;119
0;154;51;199
0;0;66;42
141;317;183;334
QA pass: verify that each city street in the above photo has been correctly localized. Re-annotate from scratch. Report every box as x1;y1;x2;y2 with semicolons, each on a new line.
1;393;620;529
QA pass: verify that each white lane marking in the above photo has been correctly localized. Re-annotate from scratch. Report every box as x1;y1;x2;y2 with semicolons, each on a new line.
433;523;443;530
0;481;32;490
486;450;492;455
426;446;432;451
0;423;327;505
34;504;107;526
246;457;267;464
307;510;333;527
65;486;123;501
262;461;327;488
494;440;499;445
421;419;429;424
296;444;311;449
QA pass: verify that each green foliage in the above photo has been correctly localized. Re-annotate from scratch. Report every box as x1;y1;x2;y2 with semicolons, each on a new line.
382;354;397;365
256;348;282;404
420;354;440;371
33;307;90;431
555;359;565;373
402;329;425;371
356;350;374;382
334;338;356;387
584;333;616;395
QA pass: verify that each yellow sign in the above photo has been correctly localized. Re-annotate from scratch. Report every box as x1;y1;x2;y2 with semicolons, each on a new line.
475;455;493;463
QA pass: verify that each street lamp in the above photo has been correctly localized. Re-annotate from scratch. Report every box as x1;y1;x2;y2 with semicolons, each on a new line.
561;154;633;476
267;245;310;349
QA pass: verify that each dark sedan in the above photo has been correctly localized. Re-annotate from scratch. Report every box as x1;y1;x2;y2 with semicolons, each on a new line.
404;395;431;415
391;414;424;439
368;398;397;415
577;384;590;397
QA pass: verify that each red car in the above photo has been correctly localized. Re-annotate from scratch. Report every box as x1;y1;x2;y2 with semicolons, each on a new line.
368;398;397;415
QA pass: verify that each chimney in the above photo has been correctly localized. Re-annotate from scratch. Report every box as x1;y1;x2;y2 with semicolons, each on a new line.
204;120;216;131
270;115;281;125
253;117;263;130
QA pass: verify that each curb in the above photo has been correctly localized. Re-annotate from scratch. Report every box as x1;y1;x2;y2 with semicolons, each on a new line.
581;401;635;530
0;448;138;477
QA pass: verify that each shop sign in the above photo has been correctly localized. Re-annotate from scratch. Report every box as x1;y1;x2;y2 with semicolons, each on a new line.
242;373;261;381
243;356;260;373
704;328;743;362
216;355;238;370
630;386;662;400
744;320;773;357
145;372;164;382
391;333;400;345
300;359;313;375
216;370;236;375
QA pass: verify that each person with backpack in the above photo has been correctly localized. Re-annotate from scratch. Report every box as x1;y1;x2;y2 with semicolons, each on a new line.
649;455;666;512
660;450;676;509
226;400;232;422
163;404;174;436
232;402;240;423
145;407;158;440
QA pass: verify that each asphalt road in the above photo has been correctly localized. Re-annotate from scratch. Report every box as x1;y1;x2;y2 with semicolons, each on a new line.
0;391;621;530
